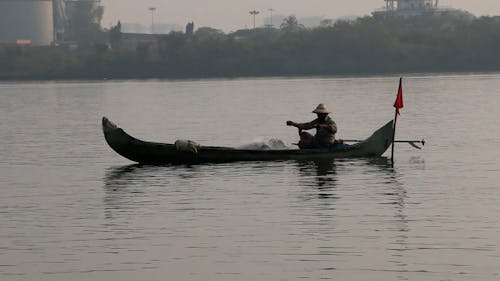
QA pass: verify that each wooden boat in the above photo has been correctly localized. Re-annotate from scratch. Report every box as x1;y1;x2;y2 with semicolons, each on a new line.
102;117;394;164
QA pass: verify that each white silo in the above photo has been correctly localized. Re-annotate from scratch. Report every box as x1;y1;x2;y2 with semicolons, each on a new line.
0;0;54;46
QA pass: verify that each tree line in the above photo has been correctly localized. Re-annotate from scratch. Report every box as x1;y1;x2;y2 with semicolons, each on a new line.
1;13;500;80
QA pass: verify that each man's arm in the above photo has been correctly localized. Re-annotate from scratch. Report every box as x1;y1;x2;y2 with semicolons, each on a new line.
287;120;317;130
318;120;337;134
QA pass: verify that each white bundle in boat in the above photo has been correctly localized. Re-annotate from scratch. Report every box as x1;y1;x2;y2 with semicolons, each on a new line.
175;140;201;154
238;138;289;150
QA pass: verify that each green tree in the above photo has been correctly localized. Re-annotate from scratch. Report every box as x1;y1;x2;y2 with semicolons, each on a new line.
185;22;195;36
158;32;187;62
68;1;105;44
195;27;225;41
109;21;122;48
320;19;334;27
280;16;305;32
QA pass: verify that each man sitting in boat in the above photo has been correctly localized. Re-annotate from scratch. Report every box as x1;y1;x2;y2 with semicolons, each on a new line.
286;103;337;149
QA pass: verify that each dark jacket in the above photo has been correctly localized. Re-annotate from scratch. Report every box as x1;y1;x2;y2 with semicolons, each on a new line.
296;116;337;145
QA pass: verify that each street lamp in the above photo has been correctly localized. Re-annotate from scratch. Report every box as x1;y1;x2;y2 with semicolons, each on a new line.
149;7;156;34
249;10;259;29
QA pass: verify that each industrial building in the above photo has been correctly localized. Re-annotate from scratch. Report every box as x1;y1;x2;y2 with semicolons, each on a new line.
0;0;102;46
373;0;443;19
0;0;55;46
385;0;439;11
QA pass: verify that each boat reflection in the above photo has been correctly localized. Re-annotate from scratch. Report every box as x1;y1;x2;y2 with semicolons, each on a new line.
294;159;338;202
102;164;203;220
104;164;143;186
294;157;395;196
292;157;410;269
102;164;145;220
103;158;411;270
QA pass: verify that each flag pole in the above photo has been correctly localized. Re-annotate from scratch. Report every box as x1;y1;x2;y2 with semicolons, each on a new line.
391;77;403;163
391;105;398;163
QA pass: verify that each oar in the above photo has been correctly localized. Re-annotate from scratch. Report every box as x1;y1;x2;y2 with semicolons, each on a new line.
292;139;425;149
342;139;425;149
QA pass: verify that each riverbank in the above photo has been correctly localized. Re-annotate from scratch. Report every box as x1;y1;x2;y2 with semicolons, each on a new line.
2;15;500;81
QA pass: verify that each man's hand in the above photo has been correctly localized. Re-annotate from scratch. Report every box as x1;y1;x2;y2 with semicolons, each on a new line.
286;121;296;127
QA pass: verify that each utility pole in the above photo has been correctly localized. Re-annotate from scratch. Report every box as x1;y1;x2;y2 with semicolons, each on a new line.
149;7;156;34
249;10;259;29
268;8;275;27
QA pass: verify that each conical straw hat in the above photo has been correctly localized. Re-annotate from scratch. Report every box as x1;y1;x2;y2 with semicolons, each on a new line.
312;103;330;114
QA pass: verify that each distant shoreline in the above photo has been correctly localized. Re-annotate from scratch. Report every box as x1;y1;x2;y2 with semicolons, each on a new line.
3;14;500;82
2;70;500;83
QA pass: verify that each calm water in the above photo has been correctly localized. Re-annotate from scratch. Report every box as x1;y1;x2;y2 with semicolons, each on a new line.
1;74;500;281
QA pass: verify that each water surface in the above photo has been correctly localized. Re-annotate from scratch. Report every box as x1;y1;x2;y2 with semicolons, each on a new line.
1;74;500;280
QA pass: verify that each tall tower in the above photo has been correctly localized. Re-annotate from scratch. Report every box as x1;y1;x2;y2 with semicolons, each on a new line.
53;0;67;40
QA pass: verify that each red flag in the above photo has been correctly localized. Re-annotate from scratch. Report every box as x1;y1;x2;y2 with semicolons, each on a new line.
394;77;404;115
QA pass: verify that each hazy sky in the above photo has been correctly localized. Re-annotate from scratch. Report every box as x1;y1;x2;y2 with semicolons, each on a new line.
101;0;500;31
